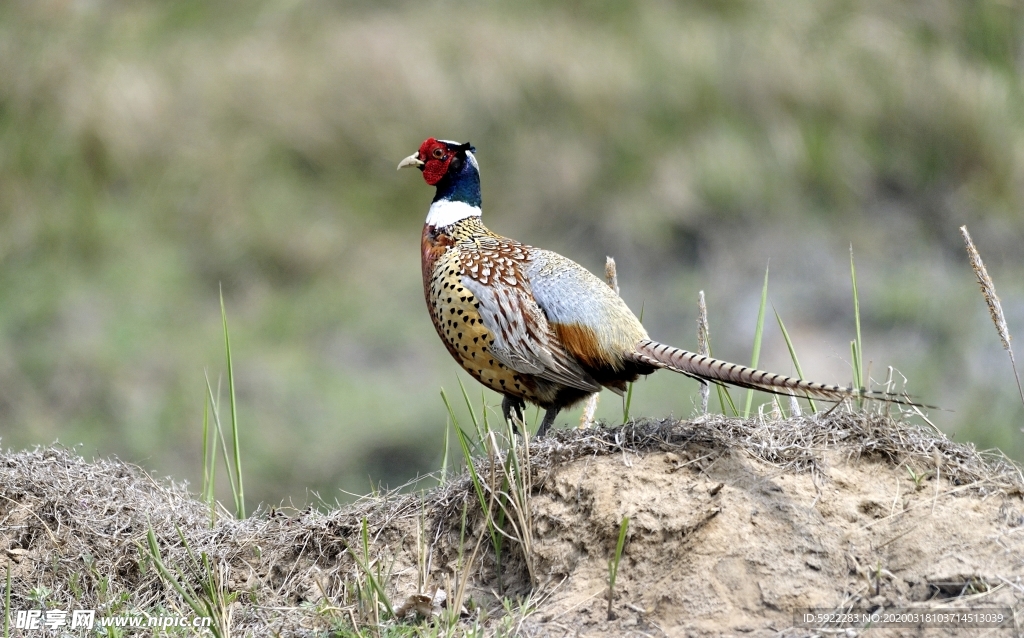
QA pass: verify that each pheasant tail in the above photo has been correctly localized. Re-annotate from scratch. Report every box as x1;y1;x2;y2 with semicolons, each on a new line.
628;339;858;403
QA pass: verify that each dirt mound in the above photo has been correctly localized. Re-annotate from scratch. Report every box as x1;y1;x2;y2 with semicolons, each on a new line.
523;418;1024;636
2;414;1023;636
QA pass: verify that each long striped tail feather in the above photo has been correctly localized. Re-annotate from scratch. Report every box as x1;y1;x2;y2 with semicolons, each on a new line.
629;339;925;407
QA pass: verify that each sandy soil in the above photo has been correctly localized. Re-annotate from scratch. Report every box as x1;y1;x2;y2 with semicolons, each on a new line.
518;435;1023;636
2;414;1023;637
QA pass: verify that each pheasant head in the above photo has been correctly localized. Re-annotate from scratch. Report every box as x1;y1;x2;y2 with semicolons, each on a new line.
399;138;481;227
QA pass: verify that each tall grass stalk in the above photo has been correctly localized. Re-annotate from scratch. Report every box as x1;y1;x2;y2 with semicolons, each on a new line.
440;413;451;484
960;225;1024;411
773;307;817;414
203;372;240;522
442;388;538;591
219;286;245;518
700;293;737;416
481;390;490;433
495;422;537;586
743;264;770;418
623;375;636;423
444;503;485;630
718;380;738;417
348;518;396;620
201;395;217;524
697;291;710;414
442;389;504;584
850;245;865;408
457;377;485;443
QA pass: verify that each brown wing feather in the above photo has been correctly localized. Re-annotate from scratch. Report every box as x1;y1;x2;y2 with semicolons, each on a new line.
461;276;601;393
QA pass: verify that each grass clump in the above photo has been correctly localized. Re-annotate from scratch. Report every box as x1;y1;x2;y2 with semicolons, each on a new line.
199;291;246;523
346;518;396;626
442;382;538;593
144;526;231;637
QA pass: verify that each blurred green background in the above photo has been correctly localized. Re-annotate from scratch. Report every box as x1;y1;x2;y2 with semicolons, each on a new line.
2;0;1022;508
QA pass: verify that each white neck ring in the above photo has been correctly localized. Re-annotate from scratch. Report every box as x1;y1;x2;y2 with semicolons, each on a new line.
425;199;481;228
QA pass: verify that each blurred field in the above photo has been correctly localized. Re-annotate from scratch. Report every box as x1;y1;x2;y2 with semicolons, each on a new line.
1;0;1022;508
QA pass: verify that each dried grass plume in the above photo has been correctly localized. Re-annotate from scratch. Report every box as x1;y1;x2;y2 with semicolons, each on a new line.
960;225;1024;411
697;290;710;414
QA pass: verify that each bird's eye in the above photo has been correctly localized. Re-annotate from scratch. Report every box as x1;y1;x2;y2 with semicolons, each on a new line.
432;148;445;159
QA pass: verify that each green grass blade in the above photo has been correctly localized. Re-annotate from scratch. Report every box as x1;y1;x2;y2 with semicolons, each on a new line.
607;516;630;620
444;387;507;583
743;263;770;418
481;390;489;433
440;389;466;453
204;372;238;518
850;340;859;387
219;286;245;518
609;516;629;590
445;389;503;576
174;524;202;570
202;394;211;502
440;414;451;484
457;376;484;441
145;524;228;638
773;307;817;414
353;518;395;618
201;389;217;525
717;384;737;416
145;527;203;616
850;245;864;406
442;391;490;525
774;395;787;417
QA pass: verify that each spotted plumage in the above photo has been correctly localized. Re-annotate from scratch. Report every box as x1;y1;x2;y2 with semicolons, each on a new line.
421;219;532;401
400;138;912;436
421;215;627;416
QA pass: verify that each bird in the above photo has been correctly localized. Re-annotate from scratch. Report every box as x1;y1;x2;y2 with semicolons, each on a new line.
399;137;899;436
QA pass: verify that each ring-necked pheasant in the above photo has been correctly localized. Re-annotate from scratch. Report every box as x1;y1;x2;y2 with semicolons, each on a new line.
399;138;894;436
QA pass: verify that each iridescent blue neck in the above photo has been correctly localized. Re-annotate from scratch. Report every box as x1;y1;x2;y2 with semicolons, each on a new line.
432;152;481;208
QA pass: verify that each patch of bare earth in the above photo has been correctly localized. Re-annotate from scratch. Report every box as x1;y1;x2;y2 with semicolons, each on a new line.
2;414;1023;637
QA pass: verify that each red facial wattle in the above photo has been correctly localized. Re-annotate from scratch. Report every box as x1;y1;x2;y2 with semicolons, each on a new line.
418;138;455;185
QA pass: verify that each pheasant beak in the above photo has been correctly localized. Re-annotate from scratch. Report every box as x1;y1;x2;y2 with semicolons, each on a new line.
397;153;424;171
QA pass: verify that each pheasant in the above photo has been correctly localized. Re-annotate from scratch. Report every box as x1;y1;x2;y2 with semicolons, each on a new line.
399;138;892;436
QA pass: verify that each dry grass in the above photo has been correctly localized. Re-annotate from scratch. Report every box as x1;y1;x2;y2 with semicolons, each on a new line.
534;413;1024;496
961;224;1024;411
2;411;1021;635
